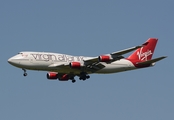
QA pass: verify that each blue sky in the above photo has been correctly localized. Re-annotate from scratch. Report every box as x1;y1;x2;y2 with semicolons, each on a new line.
1;0;173;120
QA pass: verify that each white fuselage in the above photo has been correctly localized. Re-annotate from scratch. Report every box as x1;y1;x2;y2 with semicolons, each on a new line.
8;51;137;74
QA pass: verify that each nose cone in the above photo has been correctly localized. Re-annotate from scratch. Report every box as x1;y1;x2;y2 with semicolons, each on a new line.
8;57;15;65
8;58;13;64
8;57;20;66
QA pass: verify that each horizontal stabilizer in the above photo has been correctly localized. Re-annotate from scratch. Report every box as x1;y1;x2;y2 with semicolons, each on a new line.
136;56;167;65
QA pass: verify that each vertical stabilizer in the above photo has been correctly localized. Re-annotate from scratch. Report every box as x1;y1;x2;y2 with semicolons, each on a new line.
127;38;158;61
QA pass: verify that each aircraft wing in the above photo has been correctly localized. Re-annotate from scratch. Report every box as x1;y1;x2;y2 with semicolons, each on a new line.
48;44;143;72
84;45;143;64
111;45;142;56
85;62;105;72
48;61;105;72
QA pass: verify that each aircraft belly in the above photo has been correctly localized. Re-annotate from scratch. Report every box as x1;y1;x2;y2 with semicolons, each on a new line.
96;59;135;74
96;65;128;73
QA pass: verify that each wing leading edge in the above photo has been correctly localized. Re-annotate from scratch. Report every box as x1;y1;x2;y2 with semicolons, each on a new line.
83;44;143;64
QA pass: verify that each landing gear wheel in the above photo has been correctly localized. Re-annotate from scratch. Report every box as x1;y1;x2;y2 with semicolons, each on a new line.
79;72;90;81
86;75;90;79
82;77;86;81
72;80;76;83
23;73;27;76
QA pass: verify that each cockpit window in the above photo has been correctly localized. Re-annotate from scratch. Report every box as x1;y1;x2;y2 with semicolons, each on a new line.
18;52;23;55
17;52;28;57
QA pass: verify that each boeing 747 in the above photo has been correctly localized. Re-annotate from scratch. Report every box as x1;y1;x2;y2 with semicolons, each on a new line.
8;38;166;83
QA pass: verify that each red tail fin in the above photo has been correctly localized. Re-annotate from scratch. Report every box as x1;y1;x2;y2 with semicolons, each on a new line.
128;38;158;61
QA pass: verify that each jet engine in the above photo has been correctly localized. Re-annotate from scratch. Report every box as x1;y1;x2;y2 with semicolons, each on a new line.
69;62;84;68
98;55;113;62
47;72;69;81
58;74;69;81
47;72;58;80
98;54;123;62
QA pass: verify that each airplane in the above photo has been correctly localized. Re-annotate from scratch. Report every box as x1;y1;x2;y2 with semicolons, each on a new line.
8;38;166;83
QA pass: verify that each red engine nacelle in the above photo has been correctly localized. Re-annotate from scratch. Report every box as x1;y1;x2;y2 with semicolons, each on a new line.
59;74;69;81
47;72;58;80
47;72;69;81
69;62;84;68
98;55;113;62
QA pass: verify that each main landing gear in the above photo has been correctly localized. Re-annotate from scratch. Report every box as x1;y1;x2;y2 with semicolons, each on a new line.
72;79;76;83
69;72;91;83
69;76;76;83
79;72;90;81
22;68;27;76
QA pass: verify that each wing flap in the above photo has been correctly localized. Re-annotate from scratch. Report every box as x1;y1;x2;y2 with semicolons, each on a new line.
48;43;144;72
86;62;105;72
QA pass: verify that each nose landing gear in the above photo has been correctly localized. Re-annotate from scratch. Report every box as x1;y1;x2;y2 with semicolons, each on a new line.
22;68;27;76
